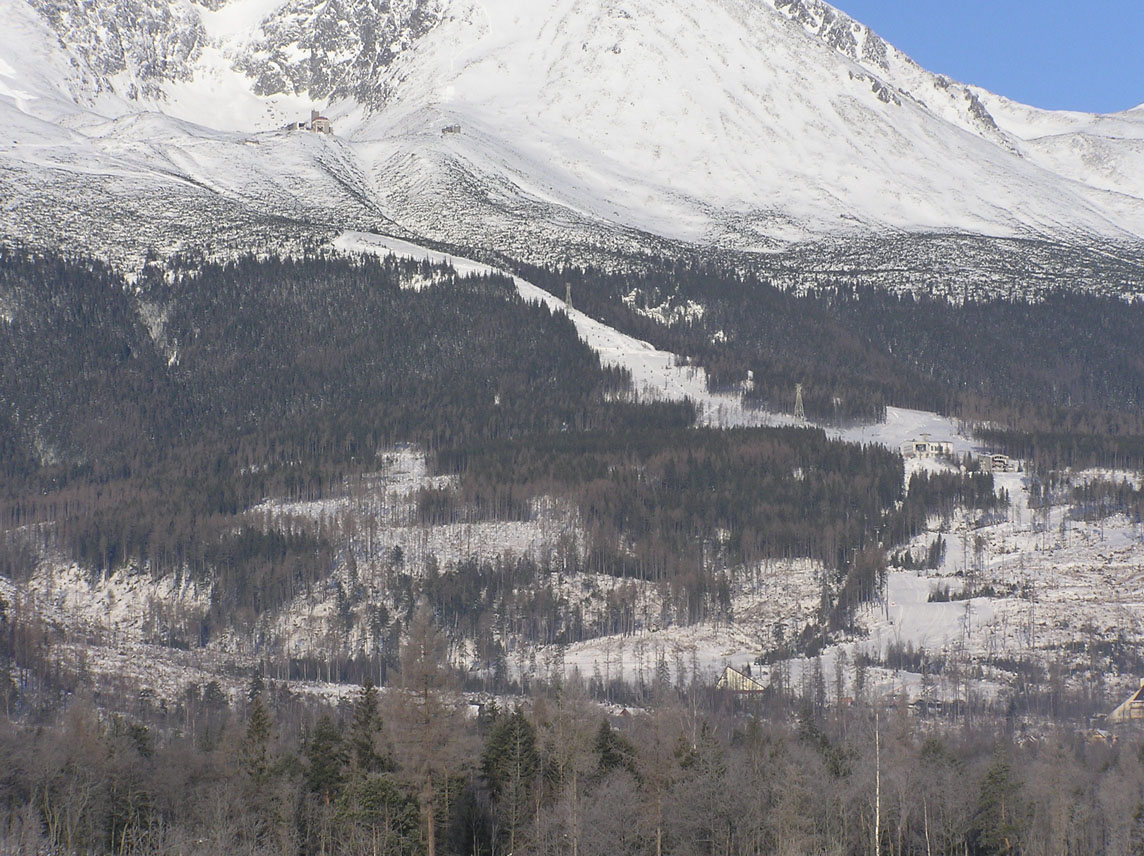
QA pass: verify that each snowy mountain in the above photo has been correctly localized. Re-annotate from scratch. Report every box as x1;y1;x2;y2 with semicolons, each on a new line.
3;0;1144;284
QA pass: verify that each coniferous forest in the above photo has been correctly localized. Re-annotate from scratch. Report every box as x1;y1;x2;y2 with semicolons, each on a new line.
3;244;1144;854
522;260;1144;468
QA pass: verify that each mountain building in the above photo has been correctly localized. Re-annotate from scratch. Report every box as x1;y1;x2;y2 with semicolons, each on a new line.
1108;681;1144;725
716;665;766;693
900;437;954;459
310;110;333;134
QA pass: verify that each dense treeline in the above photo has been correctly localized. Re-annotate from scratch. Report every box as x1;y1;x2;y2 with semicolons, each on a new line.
0;246;687;624
977;427;1144;473
522;260;913;423
0;247;637;492
881;469;1006;549
520;260;1144;466
420;430;1006;639
0;246;1018;649
434;426;903;573
1067;478;1144;524
3;606;1144;856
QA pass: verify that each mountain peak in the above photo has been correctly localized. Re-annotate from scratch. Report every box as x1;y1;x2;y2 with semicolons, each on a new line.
768;0;889;69
3;0;1144;274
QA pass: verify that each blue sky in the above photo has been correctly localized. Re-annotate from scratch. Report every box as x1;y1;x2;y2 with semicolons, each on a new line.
832;1;1144;113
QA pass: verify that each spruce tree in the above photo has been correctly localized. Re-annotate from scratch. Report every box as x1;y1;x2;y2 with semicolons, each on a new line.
240;694;273;787
971;752;1024;855
481;708;539;855
306;715;347;804
594;720;638;777
350;678;390;776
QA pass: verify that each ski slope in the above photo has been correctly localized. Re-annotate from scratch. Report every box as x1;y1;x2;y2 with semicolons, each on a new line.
335;230;980;453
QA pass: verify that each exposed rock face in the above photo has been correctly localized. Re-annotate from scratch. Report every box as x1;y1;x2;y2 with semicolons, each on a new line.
773;0;885;67
235;0;442;106
24;0;441;106
28;0;206;98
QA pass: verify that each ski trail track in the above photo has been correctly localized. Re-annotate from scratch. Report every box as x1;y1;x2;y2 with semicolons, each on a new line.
334;229;976;453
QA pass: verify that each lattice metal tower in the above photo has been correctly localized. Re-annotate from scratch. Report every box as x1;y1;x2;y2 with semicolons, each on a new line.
565;283;572;310
794;383;805;421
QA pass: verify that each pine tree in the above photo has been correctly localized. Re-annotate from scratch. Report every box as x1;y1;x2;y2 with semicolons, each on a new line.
350;677;389;777
307;714;347;803
481;707;539;854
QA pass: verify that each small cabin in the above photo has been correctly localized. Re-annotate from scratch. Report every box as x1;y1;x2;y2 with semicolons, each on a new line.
1108;680;1144;725
442;124;462;135
310;109;333;134
716;665;766;693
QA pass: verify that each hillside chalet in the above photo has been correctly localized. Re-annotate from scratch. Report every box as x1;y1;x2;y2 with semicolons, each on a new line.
716;665;766;693
900;436;954;460
1108;680;1144;725
310;110;332;134
980;453;1015;473
285;109;333;135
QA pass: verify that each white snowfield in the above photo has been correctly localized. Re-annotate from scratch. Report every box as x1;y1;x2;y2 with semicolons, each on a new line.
350;0;1144;245
3;0;1144;263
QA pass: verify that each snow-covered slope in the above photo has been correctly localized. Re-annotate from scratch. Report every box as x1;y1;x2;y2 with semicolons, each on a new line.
350;0;1144;252
2;0;1144;278
974;89;1144;202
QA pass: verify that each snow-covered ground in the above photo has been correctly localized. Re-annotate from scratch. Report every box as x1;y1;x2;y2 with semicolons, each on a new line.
520;487;1144;706
5;0;1144;274
837;407;978;458
555;557;824;685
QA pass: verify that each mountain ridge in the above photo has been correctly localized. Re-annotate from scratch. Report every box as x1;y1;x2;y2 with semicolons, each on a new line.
2;0;1143;285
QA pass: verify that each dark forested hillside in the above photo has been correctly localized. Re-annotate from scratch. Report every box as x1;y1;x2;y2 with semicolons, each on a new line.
521;260;1144;467
0;247;678;620
436;426;902;588
420;428;1010;643
0;246;1011;649
0;247;635;487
